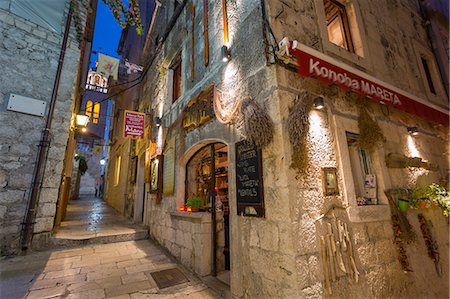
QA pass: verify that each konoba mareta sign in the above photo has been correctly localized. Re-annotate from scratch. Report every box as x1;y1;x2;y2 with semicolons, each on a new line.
291;42;449;126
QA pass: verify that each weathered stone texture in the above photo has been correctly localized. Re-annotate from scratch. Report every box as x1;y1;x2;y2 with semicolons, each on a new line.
0;7;81;255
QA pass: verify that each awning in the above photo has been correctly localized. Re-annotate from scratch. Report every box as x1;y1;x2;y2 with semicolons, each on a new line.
284;39;449;126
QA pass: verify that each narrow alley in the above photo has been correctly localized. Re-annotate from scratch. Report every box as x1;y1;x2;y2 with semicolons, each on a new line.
0;195;227;298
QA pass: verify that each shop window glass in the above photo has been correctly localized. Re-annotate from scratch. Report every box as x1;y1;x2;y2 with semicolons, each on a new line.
346;132;377;205
324;0;354;52
86;100;93;119
185;143;229;211
93;102;100;124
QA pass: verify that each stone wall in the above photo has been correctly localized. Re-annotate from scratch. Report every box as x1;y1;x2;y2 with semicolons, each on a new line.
0;6;81;255
132;0;449;298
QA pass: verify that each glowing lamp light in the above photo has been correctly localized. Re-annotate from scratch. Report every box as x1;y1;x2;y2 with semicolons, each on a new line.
313;96;325;110
407;126;419;136
100;159;106;166
179;206;186;212
186;206;192;212
81;127;87;132
221;45;231;62
155;117;162;127
76;114;89;127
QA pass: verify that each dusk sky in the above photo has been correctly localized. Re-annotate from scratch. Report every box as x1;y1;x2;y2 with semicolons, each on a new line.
90;1;123;68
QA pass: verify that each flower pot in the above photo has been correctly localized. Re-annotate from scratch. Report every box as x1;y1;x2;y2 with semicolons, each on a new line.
397;199;410;212
418;200;428;209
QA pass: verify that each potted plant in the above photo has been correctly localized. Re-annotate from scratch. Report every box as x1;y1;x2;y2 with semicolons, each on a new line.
396;189;410;212
428;183;450;216
186;198;203;212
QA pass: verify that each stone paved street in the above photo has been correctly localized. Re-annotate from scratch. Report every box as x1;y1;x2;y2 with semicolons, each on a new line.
52;196;148;246
0;240;224;299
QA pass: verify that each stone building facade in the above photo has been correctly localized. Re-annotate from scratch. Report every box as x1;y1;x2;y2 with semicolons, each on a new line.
105;0;448;297
0;1;95;255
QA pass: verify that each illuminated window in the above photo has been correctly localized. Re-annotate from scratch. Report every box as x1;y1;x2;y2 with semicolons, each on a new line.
114;155;121;186
86;100;93;119
324;0;354;52
172;56;182;103
93;102;100;124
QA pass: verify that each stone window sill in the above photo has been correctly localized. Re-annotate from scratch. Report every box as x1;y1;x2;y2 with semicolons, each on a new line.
347;205;391;223
170;211;211;222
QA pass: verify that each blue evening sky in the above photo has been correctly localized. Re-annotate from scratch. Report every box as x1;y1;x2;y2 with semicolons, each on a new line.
90;1;123;68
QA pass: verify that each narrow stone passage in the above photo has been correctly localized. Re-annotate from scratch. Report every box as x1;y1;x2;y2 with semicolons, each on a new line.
0;240;222;298
52;196;148;247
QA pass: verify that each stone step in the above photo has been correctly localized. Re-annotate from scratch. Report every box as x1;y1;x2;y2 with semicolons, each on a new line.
50;227;149;249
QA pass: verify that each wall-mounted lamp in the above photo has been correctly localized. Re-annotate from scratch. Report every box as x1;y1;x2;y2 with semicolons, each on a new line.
313;96;325;110
221;45;231;63
407;126;419;136
100;159;106;166
155;116;162;127
76;114;89;127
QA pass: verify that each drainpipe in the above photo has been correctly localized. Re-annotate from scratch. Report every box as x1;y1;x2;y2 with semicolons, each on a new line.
21;8;72;250
418;0;449;97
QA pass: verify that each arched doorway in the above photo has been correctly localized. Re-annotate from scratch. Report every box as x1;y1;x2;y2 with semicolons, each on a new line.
185;142;230;280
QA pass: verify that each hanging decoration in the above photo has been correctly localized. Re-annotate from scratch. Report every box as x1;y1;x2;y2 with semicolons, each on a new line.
287;92;313;174
418;214;441;276
317;209;360;295
102;0;143;35
212;88;241;124
240;97;274;148
357;103;385;152
386;190;415;272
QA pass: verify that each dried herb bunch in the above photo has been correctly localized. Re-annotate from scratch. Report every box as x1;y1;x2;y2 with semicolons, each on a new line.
287;93;313;174
357;105;385;152
240;97;274;148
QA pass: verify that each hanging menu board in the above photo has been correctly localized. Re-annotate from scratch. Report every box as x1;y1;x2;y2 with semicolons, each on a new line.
235;140;265;217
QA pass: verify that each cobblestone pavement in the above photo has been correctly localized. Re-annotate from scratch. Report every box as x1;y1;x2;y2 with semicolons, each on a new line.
0;240;223;299
53;196;148;243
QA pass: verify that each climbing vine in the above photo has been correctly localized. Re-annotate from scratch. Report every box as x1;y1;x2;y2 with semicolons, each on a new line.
102;0;144;35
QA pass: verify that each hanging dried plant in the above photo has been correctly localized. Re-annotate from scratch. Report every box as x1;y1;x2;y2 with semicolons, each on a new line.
240;97;274;148
287;92;313;174
358;105;385;152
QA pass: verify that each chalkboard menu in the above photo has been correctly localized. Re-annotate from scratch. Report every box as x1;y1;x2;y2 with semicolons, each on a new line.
235;140;265;217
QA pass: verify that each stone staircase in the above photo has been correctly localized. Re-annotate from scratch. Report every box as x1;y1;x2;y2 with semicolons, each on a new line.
51;196;148;248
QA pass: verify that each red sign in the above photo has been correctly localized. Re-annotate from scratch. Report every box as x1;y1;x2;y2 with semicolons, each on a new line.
291;44;449;126
124;110;145;138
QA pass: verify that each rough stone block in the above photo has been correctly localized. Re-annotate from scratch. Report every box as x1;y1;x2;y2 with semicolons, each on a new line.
0;205;6;219
258;221;279;251
37;203;57;217
33;217;54;233
0;189;26;204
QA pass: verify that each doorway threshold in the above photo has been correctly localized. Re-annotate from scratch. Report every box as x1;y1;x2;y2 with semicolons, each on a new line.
202;274;231;298
216;270;230;286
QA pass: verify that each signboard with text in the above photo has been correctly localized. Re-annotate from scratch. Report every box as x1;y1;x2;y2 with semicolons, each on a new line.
291;44;449;126
124;110;145;139
235;140;264;217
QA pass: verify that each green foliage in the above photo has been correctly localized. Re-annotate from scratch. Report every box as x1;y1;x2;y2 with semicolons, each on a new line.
186;198;203;208
428;183;450;216
102;0;143;35
410;184;450;216
75;155;88;175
